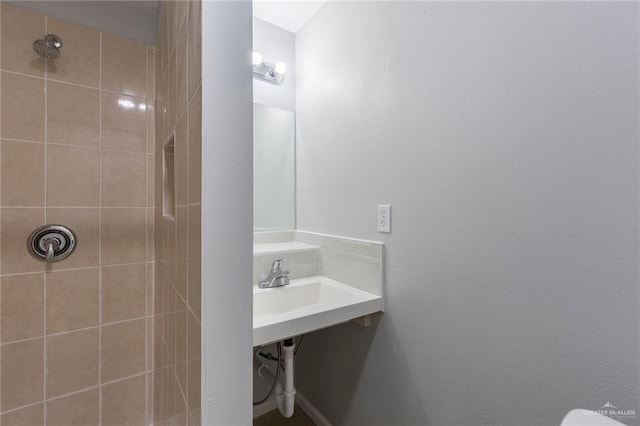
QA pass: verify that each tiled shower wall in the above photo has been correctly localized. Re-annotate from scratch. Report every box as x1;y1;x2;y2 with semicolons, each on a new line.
153;0;202;425
0;2;155;425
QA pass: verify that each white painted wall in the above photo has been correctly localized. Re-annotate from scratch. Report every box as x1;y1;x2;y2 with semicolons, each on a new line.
8;0;156;44
253;17;295;111
201;1;253;424
295;2;639;425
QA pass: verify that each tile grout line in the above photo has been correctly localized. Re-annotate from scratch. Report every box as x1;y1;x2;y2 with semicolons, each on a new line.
0;205;149;210
0;260;153;278
43;14;49;425
0;17;3;410
98;29;103;426
0;136;151;155
0;370;148;417
0;68;148;99
0;315;151;347
144;43;150;426
183;7;191;411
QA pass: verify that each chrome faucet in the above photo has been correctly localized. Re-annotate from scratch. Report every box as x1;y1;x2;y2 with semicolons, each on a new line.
258;259;290;288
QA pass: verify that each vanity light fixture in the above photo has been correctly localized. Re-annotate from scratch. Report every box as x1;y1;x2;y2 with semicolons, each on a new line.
252;51;286;85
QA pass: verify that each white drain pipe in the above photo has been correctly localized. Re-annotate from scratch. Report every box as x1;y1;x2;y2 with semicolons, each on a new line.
256;339;296;418
277;340;296;417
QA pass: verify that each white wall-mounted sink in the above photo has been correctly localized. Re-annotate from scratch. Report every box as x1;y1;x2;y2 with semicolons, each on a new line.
253;276;382;346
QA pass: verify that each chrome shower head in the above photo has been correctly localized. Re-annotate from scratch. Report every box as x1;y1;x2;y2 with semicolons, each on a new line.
33;34;63;60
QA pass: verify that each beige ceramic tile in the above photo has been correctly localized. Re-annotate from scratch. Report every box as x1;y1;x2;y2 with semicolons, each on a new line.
147;101;156;155
151;319;162;370
167;50;177;122
174;0;188;42
188;407;201;426
188;204;200;258
46;17;100;87
1;72;45;141
187;358;200;414
47;81;100;146
1;140;45;206
174;392;188;426
47;144;100;206
166;0;176;56
102;92;147;152
151;371;162;423
1;207;44;274
164;310;176;369
101;319;146;382
146;317;154;373
165;215;177;285
157;81;167;145
177;259;187;303
101;208;147;265
102;374;146;426
153;268;165;316
165;268;177;314
0;273;44;343
0;3;45;76
47;208;99;270
188;0;202;98
152;314;165;365
176;24;188;114
1;403;44;426
175;111;188;205
46;388;99;426
147;371;154;425
148;154;155;206
147;46;157;105
176;206;188;298
154;211;166;265
46;268;99;333
102;32;147;98
147;263;155;314
187;257;200;321
101;150;147;207
161;75;172;142
187;310;200;363
152;370;165;423
1;338;44;410
165;365;178;421
46;328;99;397
102;263;146;323
148;208;156;261
187;87;201;203
147;47;157;152
175;301;187;392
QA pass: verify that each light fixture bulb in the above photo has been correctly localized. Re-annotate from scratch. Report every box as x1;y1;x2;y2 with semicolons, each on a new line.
274;61;287;74
252;51;263;65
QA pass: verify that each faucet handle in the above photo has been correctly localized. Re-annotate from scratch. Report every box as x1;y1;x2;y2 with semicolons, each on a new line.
271;259;286;273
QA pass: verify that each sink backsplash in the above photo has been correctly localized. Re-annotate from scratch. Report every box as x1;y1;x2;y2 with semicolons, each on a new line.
253;231;384;302
253;241;319;284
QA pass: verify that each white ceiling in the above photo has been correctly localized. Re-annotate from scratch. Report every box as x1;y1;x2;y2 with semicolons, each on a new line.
253;0;325;33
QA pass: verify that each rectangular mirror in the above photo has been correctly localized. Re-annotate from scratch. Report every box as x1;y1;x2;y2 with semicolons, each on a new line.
253;103;295;231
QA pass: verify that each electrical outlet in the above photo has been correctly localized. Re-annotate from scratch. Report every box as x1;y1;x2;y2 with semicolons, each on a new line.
377;205;391;233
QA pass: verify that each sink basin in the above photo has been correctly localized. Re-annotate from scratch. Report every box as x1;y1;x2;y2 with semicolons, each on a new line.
253;276;382;346
254;279;361;316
